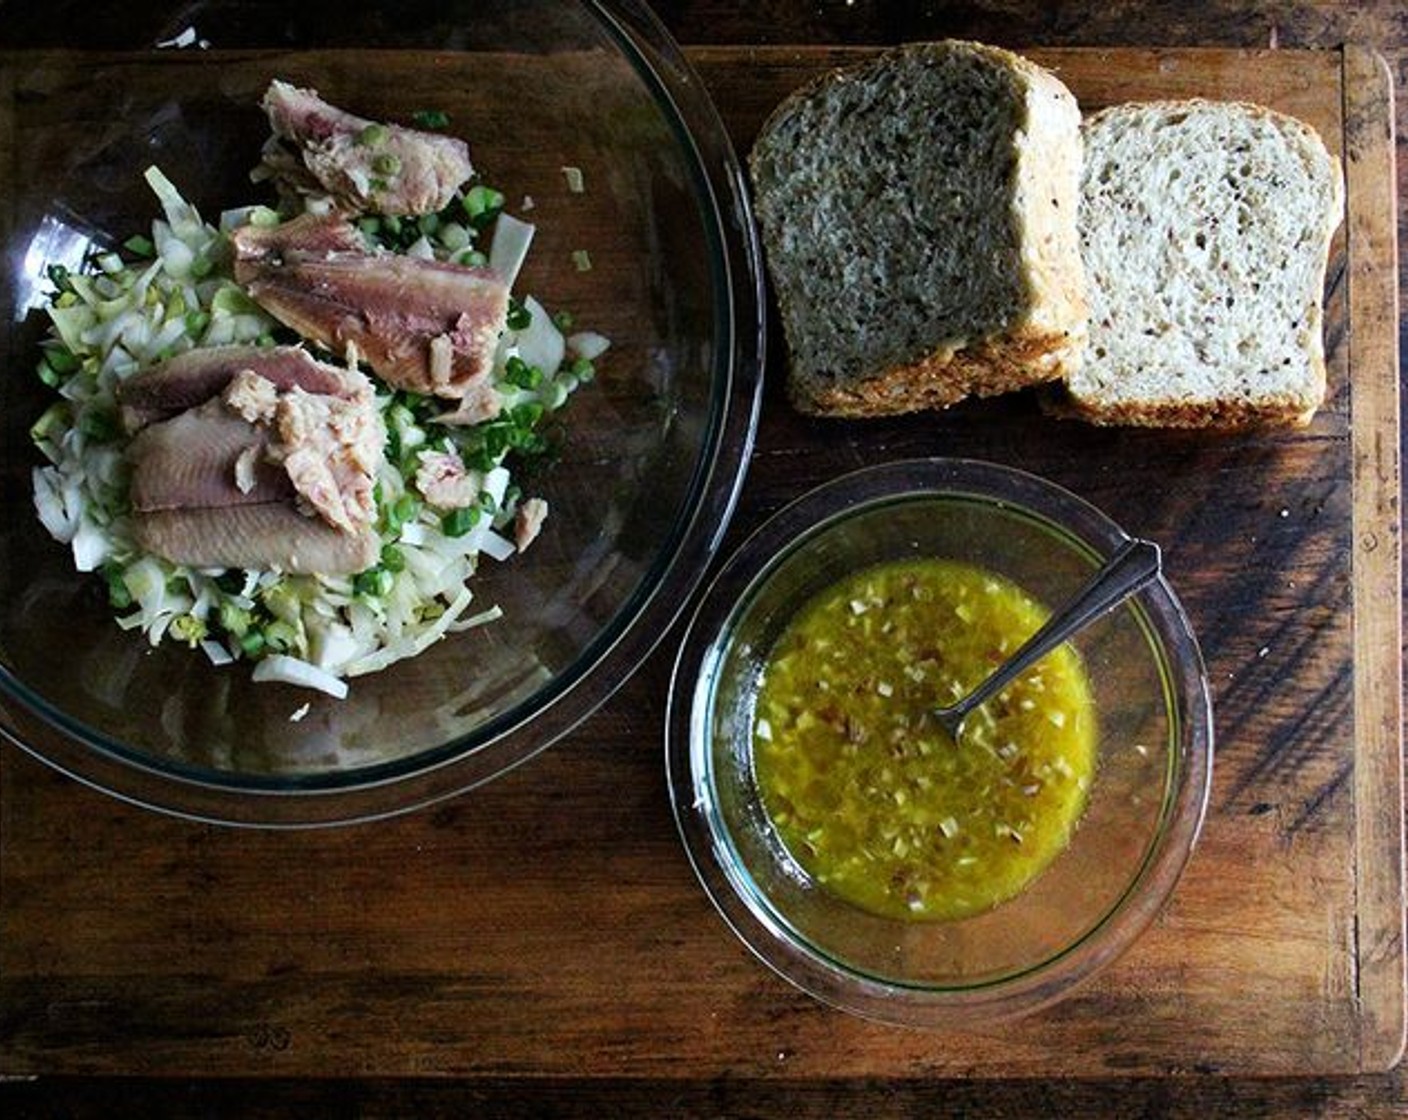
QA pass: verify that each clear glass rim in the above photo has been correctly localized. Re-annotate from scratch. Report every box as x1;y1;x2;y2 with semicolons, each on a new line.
0;0;766;827
665;457;1214;1025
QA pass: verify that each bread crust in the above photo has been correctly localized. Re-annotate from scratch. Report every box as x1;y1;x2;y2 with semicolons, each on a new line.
750;41;1088;419
1043;385;1320;429
791;327;1082;417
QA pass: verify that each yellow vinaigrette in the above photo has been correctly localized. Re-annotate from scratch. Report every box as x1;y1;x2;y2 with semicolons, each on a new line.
752;558;1097;921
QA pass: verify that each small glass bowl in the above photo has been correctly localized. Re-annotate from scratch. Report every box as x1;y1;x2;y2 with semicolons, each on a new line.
666;458;1213;1025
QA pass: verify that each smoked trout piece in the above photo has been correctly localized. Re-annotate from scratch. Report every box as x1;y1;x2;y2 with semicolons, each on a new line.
131;504;380;575
123;346;384;574
127;399;293;511
117;343;362;432
260;79;474;216
232;212;510;399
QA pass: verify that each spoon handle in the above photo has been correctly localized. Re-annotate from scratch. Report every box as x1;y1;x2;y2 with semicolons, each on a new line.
937;538;1163;728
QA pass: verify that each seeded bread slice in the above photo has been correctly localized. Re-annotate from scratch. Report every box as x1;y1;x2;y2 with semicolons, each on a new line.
1056;99;1344;428
748;41;1087;418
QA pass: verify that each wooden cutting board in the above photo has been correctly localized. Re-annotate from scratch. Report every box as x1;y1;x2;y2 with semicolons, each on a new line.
0;45;1400;1079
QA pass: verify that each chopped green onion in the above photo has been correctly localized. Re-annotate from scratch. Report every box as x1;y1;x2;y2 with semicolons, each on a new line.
219;601;252;638
439;221;470;251
354;567;395;598
385;493;422;531
372;152;402;176
123;234;155;257
413;108;450;129
403;390;440;422
552;309;576;331
441;506;481;537
44;346;81;374
31;402;73;442
170;613;208;645
463;184;505;229
501;355;542;390
211;285;262;316
46;264;73;293
37;348;80;387
380;544;406;573
357;123;389;147
78;408;119;442
103;563;133;609
510;401;545;429
506;299;532;332
571;249;593;272
264;620;298;653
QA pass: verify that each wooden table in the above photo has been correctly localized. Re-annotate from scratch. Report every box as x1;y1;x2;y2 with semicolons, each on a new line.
1;2;1404;1115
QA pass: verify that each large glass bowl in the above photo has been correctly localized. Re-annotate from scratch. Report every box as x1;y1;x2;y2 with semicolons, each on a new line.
667;458;1213;1024
0;1;763;825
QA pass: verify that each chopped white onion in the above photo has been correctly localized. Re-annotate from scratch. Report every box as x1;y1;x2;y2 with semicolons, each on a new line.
71;513;114;572
488;213;535;289
567;330;611;361
252;654;350;699
513;295;564;375
201;640;235;666
32;466;76;542
480;529;515;562
343;588;473;678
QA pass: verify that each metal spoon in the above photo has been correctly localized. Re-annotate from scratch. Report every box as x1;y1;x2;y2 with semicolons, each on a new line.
933;537;1163;742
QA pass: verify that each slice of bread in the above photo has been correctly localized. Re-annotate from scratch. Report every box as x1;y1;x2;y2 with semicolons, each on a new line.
1058;99;1344;428
749;41;1087;418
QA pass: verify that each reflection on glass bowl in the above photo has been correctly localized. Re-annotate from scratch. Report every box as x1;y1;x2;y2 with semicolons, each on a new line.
0;0;763;825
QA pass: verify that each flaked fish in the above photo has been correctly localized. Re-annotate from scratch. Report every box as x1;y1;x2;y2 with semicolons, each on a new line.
117;343;362;432
227;212;366;261
259;79;474;216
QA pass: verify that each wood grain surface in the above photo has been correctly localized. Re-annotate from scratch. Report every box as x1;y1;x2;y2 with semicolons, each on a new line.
0;3;1405;1118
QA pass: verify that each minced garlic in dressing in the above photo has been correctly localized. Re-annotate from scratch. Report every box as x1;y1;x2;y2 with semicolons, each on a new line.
752;558;1097;922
